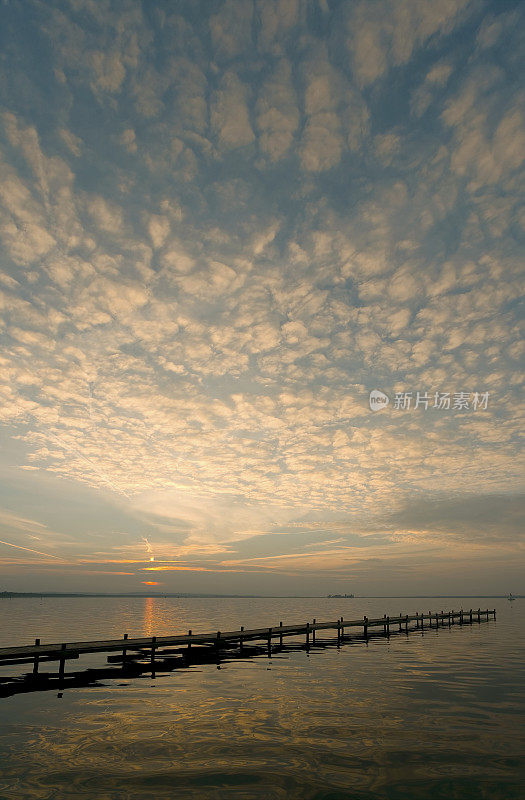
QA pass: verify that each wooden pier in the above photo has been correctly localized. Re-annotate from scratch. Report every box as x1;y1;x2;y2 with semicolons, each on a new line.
0;608;495;689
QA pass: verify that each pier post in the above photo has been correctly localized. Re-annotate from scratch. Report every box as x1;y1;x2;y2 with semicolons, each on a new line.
436;613;439;629
279;622;283;648
58;643;66;681
306;622;310;648
33;638;40;676
267;627;272;657
460;610;463;624
239;626;244;653
399;613;403;632
448;612;451;626
486;609;490;620
416;612;419;629
151;636;156;675
340;617;344;641
188;630;192;652
405;614;409;633
312;619;316;645
493;609;496;619
428;611;432;629
383;614;387;635
363;616;368;639
122;633;128;669
469;609;473;624
216;631;221;653
337;619;341;645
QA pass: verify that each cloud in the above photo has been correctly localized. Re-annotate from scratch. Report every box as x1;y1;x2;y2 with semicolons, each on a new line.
87;49;126;93
0;511;49;535
0;0;522;590
86;195;124;234
345;0;473;88
210;0;254;60
58;128;83;157
211;72;255;148
257;0;299;54
256;60;299;161
381;493;525;545
441;65;525;190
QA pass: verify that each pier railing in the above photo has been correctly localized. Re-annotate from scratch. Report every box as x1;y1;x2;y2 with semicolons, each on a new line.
0;608;496;679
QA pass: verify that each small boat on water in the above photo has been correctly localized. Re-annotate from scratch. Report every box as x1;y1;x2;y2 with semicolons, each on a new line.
507;593;516;601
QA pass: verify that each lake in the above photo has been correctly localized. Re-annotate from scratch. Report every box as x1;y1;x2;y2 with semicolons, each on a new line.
0;596;523;799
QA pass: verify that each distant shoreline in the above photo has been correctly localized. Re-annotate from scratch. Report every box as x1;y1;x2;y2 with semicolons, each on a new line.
0;592;520;599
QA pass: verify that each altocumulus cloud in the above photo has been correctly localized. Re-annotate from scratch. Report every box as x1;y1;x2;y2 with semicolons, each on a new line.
0;0;523;592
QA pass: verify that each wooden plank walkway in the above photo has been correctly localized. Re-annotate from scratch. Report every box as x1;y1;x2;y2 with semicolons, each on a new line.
0;609;496;675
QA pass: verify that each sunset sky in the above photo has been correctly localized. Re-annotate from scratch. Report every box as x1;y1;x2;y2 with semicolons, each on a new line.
0;0;523;595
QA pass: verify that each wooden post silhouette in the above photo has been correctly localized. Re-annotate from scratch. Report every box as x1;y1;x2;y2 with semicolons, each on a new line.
151;636;156;676
58;643;66;682
122;633;128;670
33;638;40;676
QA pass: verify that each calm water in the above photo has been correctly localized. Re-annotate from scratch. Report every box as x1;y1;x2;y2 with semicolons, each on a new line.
0;597;523;800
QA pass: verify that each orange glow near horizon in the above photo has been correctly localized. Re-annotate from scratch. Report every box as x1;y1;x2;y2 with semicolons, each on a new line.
140;565;246;572
141;580;160;585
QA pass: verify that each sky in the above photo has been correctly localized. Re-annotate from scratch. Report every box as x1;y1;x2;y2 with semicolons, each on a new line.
0;0;523;596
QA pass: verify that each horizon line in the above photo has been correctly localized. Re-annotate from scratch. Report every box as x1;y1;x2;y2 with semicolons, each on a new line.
0;592;520;599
